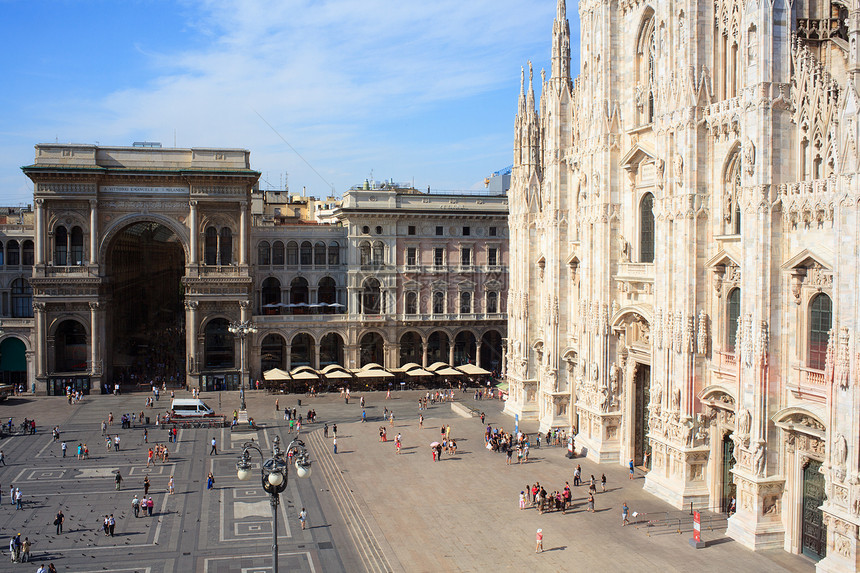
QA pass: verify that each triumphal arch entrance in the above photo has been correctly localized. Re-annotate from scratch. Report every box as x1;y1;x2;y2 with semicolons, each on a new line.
23;144;260;394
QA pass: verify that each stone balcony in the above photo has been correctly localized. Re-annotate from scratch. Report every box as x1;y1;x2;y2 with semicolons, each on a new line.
787;365;827;402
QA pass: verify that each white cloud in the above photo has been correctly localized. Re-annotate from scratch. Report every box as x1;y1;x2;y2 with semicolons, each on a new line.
3;0;560;202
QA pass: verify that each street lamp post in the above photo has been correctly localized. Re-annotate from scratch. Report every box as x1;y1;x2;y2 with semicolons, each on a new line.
237;436;312;573
228;320;257;421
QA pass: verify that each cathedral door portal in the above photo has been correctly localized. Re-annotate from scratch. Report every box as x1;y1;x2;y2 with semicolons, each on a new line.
107;222;186;388
720;434;736;512
633;364;651;467
801;460;826;560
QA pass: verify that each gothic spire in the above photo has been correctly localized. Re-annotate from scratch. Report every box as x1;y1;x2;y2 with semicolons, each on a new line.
527;61;535;111
551;0;571;83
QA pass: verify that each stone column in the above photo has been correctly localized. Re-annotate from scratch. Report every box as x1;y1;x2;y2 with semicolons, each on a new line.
422;342;428;368
448;344;455;366
89;199;98;265
188;201;198;265
89;301;100;375
34;199;45;266
185;300;198;378
240;300;250;322
239;202;248;266
475;341;483;367
34;302;46;378
314;342;321;370
286;345;292;371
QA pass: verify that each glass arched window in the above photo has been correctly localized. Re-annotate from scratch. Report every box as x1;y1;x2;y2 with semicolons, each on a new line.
636;13;656;124
21;240;33;266
300;241;312;266
290;277;309;307
204;227;218;265
204;318;234;369
405;291;418;315
328;241;340;265
314;242;326;266
318;277;337;311
6;240;19;266
362;278;381;314
459;291;472;314
54;227;68;266
809;293;832;370
70;226;84;265
261;277;281;313
726;151;742;235
359;242;371;266
11;278;32;318
726;288;741;353
639;193;655;263
272;241;285;266
433;291;445;314
0;240;4;266
372;241;384;266
487;291;499;314
258;241;271;266
286;241;298;266
219;228;232;264
55;320;87;372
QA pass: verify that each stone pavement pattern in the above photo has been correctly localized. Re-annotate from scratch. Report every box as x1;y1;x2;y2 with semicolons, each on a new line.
0;389;819;572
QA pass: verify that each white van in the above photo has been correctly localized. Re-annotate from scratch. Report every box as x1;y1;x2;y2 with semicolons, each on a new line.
170;398;216;417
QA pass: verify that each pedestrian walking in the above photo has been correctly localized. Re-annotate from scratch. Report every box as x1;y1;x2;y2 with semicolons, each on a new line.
21;537;31;562
210;437;217;455
168;475;175;494
114;435;121;451
143;476;151;496
361;410;366;423
622;502;629;526
628;459;635;480
0;450;5;465
115;471;123;491
132;495;141;518
323;423;329;438
519;491;526;510
601;474;607;492
102;516;110;536
61;442;67;457
207;472;215;490
299;507;307;530
16;488;23;510
275;398;279;411
55;509;65;534
108;514;116;537
9;485;13;505
587;493;595;512
333;436;337;454
333;423;337;437
146;496;154;516
418;414;423;429
535;529;543;553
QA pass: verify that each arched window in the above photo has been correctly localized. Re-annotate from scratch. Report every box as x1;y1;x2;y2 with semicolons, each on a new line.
261;277;281;314
6;240;19;266
405;291;418;315
362;278;381;314
318;277;337;311
359;242;371;266
272;241;285;266
219;228;232;264
372;241;384;266
487;291;499;314
300;241;312;266
809;293;832;370
204;318;234;369
328;241;340;266
286;241;298;266
433;291;445;314
639;193;655;263
290;277;309;308
204;227;218;265
70;226;84;265
0;240;4;266
725;150;742;235
55;320;87;372
726;288;741;353
459;291;472;314
258;241;271;266
54;227;68;266
21;240;33;266
11;278;32;318
636;12;656;125
314;242;326;266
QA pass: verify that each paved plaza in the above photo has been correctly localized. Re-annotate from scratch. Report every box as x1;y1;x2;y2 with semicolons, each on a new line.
0;389;819;572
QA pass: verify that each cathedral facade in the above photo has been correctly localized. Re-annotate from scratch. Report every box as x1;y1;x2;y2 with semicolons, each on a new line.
505;0;860;568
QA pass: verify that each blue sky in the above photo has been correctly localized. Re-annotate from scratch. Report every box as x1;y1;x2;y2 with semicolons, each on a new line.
1;0;579;205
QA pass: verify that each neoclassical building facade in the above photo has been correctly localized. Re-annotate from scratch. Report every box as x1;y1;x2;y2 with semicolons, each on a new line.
5;144;506;396
505;0;860;568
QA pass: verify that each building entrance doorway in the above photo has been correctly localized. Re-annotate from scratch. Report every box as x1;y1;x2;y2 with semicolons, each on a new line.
107;222;185;388
721;433;736;512
801;459;826;560
633;364;651;467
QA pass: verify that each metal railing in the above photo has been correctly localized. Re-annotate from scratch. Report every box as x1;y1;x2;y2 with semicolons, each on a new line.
632;505;729;538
